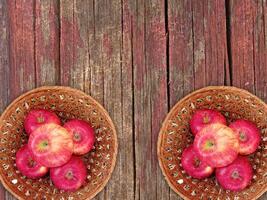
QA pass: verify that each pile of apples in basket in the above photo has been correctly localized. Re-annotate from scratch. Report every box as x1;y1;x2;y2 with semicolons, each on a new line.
182;109;261;191
16;109;95;191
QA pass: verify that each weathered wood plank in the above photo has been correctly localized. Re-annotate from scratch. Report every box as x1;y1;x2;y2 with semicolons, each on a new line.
230;0;267;198
35;0;60;86
131;0;169;199
230;0;256;93
0;0;9;198
8;0;36;100
253;0;267;102
93;0;133;199
60;0;85;88
168;0;228;199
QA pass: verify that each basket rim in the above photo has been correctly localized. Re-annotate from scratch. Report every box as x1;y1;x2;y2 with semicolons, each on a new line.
157;86;267;200
0;86;118;200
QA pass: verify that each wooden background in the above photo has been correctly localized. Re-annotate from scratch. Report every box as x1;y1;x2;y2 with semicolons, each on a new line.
0;0;266;199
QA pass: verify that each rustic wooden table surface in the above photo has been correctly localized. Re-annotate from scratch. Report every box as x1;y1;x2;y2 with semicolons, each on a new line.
0;0;266;199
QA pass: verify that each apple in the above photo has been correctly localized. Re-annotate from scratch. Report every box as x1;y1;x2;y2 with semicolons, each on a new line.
216;156;253;191
190;109;227;136
16;144;48;179
50;156;87;191
24;109;61;135
181;145;214;179
64;119;95;155
229;119;260;155
193;123;239;168
28;123;73;167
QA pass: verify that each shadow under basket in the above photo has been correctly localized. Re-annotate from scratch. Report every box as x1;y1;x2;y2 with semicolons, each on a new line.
0;86;118;200
158;86;267;200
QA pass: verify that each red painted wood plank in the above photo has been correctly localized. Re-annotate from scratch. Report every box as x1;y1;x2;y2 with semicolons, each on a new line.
254;0;267;102
230;0;256;93
131;0;169;199
0;0;9;198
168;0;194;109
60;0;85;88
35;0;60;86
8;1;36;100
0;0;9;113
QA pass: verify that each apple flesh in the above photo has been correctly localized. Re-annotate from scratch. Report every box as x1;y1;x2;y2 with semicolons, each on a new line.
50;156;87;191
181;145;214;179
64;119;95;155
28;123;73;167
24;109;61;135
216;156;253;191
194;123;239;168
229;119;260;155
16;144;48;179
190;109;227;136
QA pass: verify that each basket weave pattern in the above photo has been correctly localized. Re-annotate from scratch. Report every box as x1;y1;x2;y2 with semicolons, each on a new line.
158;86;267;200
0;86;118;200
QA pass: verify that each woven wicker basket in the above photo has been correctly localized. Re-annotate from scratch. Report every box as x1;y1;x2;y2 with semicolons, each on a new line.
0;86;118;200
158;86;267;200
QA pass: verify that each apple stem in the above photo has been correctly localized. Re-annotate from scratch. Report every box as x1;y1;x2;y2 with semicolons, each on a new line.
239;131;247;142
231;170;242;180
73;132;81;142
37;116;45;123
203;115;210;124
65;170;74;180
28;158;36;168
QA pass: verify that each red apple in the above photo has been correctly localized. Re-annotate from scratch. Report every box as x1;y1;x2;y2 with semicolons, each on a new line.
63;119;95;155
50;156;87;191
28;123;73;167
229;119;260;155
193;123;239;168
216;156;253;191
16;144;48;179
24;109;61;135
190;109;227;135
181;145;214;179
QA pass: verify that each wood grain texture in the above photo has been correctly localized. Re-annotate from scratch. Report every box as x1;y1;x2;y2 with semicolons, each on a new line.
0;0;267;199
35;0;60;86
131;0;169;199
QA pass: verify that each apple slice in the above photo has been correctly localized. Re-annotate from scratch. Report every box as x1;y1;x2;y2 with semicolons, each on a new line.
216;156;253;191
28;124;73;167
229;119;260;155
16;144;48;179
193;123;239;168
64;119;95;155
181;145;214;179
190;109;227;136
24;109;61;135
50;156;87;191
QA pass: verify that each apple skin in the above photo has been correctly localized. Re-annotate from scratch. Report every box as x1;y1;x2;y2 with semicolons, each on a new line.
229;119;261;155
16;144;48;179
24;109;61;135
181;145;214;179
190;109;227;136
193;123;239;168
50;156;87;192
28;123;73;168
64;119;95;155
216;156;253;191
